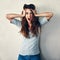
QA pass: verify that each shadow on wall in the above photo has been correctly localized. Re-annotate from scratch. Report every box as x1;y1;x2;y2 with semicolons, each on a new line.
40;13;60;60
0;58;2;60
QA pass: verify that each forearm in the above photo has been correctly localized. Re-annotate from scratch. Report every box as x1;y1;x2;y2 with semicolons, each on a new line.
6;13;23;20
35;12;53;17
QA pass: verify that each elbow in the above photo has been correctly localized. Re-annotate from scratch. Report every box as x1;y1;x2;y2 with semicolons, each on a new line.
50;12;53;17
6;14;12;20
6;14;10;20
6;14;8;19
46;12;53;20
48;12;53;19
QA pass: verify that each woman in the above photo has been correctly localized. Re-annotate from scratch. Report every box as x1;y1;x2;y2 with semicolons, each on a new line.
6;4;53;60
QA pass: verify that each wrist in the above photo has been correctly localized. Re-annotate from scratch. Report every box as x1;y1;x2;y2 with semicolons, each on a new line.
35;14;39;17
19;14;24;18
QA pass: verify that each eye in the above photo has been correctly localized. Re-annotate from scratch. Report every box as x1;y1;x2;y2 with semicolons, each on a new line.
30;12;32;14
26;12;28;14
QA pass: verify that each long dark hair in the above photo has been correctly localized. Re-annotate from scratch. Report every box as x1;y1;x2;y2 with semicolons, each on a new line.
20;10;41;38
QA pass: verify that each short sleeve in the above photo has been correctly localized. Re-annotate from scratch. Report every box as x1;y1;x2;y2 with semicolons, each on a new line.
10;18;21;28
39;17;48;25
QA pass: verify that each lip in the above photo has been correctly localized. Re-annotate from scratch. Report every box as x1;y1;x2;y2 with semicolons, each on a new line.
28;18;30;20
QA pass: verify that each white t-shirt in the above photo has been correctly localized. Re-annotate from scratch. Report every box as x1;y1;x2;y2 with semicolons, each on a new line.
10;17;48;55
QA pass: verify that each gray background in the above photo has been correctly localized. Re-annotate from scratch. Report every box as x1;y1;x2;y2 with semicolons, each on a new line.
0;0;60;60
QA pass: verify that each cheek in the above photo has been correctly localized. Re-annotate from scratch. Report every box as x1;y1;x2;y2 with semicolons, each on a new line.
25;15;28;19
31;15;33;19
30;14;33;16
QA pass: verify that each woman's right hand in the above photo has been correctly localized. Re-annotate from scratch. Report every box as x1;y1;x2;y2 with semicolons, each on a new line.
22;10;25;17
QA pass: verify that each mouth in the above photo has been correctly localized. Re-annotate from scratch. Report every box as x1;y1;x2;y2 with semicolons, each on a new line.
28;18;30;20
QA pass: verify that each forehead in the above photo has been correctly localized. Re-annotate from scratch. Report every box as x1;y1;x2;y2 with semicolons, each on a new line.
25;9;31;12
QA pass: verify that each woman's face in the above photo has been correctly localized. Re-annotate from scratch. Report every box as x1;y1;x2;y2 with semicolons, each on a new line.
25;9;33;22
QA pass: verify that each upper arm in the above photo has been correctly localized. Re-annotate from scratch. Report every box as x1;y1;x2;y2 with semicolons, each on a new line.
36;12;53;21
44;12;53;21
10;19;21;28
39;17;48;25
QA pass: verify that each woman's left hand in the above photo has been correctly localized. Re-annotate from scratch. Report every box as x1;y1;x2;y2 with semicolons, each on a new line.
32;10;37;16
22;10;26;17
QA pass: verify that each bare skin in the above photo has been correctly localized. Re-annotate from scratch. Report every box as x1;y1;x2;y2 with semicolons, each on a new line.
6;9;53;23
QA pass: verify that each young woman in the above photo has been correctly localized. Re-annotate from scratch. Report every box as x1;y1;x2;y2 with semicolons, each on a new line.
6;4;53;60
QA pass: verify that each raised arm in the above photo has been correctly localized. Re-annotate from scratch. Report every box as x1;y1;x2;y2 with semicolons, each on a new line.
6;13;23;28
35;12;53;21
6;10;25;22
6;13;23;22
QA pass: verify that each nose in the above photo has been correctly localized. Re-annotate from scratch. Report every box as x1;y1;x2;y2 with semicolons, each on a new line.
28;14;32;18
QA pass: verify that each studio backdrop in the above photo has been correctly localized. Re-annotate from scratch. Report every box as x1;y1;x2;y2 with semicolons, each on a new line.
0;0;60;60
